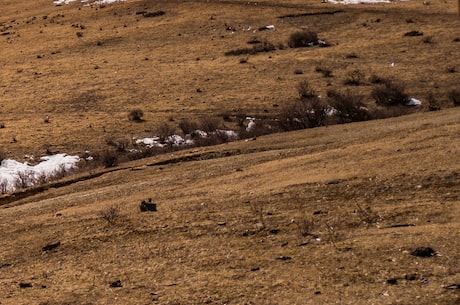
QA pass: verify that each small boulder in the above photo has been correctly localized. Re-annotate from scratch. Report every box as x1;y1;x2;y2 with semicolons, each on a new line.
411;247;436;257
140;198;157;212
42;241;60;252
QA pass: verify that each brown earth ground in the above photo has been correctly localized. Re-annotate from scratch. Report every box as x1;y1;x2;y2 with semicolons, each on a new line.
0;0;459;159
0;0;459;304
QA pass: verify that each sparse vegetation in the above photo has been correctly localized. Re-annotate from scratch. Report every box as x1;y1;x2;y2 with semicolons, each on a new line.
99;204;121;225
101;150;119;168
343;70;365;86
296;80;317;99
225;40;276;56
288;30;318;48
448;89;460;106
371;79;410;106
279;96;327;131
128;109;144;122
327;89;370;123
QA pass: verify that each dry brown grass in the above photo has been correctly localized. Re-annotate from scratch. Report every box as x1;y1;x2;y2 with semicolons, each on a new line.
0;0;459;304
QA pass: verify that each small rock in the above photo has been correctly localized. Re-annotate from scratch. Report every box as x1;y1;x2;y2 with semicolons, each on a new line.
140;198;157;212
110;280;122;288
42;241;60;252
314;291;321;295
276;256;292;261
387;278;398;285
411;247;436;257
217;222;226;226
445;284;460;290
251;267;260;271
19;282;32;288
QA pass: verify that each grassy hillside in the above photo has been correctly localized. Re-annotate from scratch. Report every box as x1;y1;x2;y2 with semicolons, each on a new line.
1;0;459;160
0;0;459;304
1;108;459;304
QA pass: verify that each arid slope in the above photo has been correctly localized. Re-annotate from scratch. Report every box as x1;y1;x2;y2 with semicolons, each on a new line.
0;108;459;305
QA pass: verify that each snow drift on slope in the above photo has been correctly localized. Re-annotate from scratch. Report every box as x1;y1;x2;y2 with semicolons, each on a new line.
0;154;80;193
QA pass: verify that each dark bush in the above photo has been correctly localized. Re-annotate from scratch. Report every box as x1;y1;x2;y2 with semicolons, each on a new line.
448;89;460;106
371;80;410;106
288;30;318;48
343;70;365;86
157;122;176;140
101;150;119;168
427;92;440;111
179;119;199;135
199;117;220;132
225;40;275;56
106;138;130;152
369;74;387;84
315;66;333;77
128;109;144;122
327;89;370;123
279;97;327;131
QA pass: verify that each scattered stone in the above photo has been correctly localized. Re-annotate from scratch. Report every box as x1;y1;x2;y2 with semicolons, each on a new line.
276;256;292;261
411;247;436;257
110;280;122;288
445;284;460;290
269;229;280;235
19;282;32;288
387;278;398;285
404;30;423;37
405;273;418;281
0;262;11;268
314;291;321;295
217;222;226;226
140;198;157;212
313;210;328;215
251;267;260;271
42;241;60;252
143;11;165;18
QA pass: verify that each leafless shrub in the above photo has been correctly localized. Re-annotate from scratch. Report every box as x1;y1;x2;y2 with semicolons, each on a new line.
99;205;121;225
157;122;176;140
327;89;370;123
343;70;365;86
101;150;119;168
288;30;318;48
106;138;130;152
297;80;317;99
355;203;381;227
199;117;220;132
0;180;8;194
14;171;35;189
179;119;199;135
296;215;316;237
279;97;328;131
128;109;144;122
427;92;441;111
448;89;460;106
248;200;266;230
371;80;410;106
